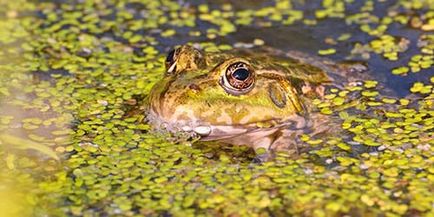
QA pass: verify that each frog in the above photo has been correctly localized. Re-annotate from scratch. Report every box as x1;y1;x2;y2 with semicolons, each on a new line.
147;44;367;161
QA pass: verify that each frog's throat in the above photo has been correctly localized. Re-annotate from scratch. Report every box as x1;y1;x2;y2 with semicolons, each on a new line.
146;109;308;141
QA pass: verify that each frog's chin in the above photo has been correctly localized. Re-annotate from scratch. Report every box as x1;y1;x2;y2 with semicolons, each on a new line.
147;109;307;141
146;109;209;137
199;125;283;144
147;108;251;139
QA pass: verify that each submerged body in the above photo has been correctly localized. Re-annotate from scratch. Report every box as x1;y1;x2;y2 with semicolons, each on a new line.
148;45;366;159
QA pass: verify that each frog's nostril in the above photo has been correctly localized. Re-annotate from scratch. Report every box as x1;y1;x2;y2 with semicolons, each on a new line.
165;45;206;74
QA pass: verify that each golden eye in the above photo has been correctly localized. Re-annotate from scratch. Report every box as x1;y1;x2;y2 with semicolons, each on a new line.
221;62;254;95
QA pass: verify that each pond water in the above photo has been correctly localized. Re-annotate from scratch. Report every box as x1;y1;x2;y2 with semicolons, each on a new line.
0;0;433;216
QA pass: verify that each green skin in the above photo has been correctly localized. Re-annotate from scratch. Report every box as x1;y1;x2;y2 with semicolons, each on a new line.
148;45;366;160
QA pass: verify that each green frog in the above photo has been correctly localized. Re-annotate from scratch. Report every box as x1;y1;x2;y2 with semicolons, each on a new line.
147;45;367;161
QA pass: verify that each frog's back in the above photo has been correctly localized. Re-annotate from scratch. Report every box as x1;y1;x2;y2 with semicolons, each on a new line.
218;47;335;96
210;47;333;92
240;46;368;89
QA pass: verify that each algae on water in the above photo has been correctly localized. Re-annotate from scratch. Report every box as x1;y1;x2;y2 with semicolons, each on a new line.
0;0;433;216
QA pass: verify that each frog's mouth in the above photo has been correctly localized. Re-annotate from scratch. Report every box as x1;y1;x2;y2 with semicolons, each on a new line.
146;109;308;141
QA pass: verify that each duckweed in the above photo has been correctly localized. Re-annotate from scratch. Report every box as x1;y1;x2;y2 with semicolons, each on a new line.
0;0;433;216
318;48;336;56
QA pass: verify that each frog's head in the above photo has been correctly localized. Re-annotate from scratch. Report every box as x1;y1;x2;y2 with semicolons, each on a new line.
148;45;312;141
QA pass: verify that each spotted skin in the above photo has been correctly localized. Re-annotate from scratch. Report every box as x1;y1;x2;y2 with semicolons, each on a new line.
147;45;367;161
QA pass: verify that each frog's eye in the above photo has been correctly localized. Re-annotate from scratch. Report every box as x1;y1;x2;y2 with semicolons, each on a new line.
165;48;179;74
221;62;254;95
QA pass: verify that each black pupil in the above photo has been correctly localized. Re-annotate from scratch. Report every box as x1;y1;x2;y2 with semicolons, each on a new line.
166;49;176;63
232;68;250;81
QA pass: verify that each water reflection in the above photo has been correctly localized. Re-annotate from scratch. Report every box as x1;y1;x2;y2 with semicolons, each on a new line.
0;12;68;216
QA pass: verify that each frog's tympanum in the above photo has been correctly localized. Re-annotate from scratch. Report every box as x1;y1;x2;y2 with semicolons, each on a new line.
148;45;366;160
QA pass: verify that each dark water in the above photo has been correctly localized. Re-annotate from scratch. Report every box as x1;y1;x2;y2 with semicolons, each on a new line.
158;0;432;97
